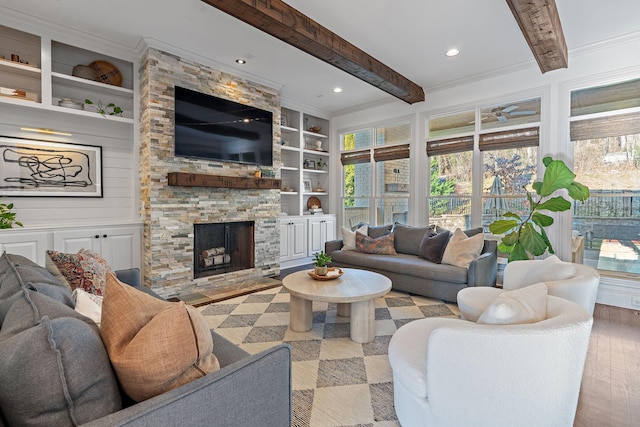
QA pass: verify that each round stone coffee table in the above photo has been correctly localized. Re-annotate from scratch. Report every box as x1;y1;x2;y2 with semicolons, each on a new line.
282;268;392;343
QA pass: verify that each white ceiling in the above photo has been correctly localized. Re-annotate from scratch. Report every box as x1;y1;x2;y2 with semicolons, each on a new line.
2;0;640;115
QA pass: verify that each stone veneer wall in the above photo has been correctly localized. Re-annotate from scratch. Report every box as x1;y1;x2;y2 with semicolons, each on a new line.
139;47;281;298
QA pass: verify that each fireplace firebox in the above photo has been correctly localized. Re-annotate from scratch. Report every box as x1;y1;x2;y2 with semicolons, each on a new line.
193;221;255;279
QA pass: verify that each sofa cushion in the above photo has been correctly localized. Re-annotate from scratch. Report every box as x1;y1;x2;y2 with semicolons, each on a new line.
441;228;484;268
392;224;431;256
356;232;397;255
46;249;113;295
0;285;121;426
0;255;74;326
100;273;220;402
330;250;468;284
367;224;393;238
0;316;122;426
341;224;368;251
418;229;450;263
477;282;548;325
0;287;83;338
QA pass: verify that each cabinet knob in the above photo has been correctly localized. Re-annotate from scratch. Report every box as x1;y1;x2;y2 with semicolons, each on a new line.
94;235;100;239
103;234;108;238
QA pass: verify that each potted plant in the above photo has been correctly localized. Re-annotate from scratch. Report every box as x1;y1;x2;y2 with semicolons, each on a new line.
489;156;589;262
0;200;23;229
312;251;332;276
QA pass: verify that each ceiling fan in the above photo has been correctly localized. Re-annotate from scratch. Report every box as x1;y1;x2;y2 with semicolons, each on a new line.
483;105;537;123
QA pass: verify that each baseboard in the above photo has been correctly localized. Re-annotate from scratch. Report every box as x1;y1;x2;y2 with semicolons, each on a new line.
596;275;640;310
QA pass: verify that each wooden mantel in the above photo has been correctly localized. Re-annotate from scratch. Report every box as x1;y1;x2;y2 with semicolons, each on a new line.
167;172;281;189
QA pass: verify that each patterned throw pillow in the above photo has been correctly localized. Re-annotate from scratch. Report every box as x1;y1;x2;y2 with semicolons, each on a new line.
46;249;113;296
356;232;397;255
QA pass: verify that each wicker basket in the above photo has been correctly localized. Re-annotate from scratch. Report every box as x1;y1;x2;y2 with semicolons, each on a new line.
89;60;123;86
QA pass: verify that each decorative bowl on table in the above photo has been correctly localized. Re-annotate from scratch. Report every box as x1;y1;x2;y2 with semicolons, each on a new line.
308;267;343;281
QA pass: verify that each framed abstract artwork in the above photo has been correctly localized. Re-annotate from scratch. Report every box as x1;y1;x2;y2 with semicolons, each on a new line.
0;137;103;197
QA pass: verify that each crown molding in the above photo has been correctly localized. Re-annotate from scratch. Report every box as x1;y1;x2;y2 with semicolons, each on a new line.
0;6;138;61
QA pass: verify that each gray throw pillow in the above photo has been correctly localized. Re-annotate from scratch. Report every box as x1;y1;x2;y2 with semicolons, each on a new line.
0;316;122;426
392;224;431;255
368;224;393;239
418;230;451;263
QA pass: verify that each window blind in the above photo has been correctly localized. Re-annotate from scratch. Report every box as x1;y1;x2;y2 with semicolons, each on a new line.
340;149;371;165
426;135;473;156
479;126;539;151
570;112;640;141
373;144;410;162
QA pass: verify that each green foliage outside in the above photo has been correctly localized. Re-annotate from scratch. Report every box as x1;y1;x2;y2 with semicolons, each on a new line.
429;158;456;215
489;156;590;261
0;200;23;229
344;134;355;207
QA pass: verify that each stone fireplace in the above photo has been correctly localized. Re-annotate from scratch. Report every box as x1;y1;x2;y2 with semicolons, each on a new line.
193;221;255;279
139;46;281;298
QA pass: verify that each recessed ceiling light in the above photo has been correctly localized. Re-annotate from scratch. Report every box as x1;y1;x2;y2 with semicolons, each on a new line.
235;59;246;64
332;87;343;93
446;49;460;57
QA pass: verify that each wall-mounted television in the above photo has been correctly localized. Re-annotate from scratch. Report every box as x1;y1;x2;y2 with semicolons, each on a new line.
174;86;273;166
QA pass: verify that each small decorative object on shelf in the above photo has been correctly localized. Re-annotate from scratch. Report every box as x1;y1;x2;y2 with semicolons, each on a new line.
309;126;321;133
72;65;98;81
316;159;326;170
89;60;123;86
84;99;123;117
315;140;323;150
312;251;332;276
58;97;84;110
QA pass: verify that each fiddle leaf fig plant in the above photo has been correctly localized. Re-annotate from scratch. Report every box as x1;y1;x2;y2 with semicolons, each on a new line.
489;156;589;262
0;200;23;229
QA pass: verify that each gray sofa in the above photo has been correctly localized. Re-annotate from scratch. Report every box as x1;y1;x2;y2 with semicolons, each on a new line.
0;253;291;427
326;224;497;302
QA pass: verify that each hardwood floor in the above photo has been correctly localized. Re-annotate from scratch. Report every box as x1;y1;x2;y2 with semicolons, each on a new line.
574;304;640;427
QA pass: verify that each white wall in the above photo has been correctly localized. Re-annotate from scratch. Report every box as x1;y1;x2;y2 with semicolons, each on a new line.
330;33;640;309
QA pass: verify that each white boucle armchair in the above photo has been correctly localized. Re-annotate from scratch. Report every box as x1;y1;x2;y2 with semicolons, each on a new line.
457;256;600;321
388;296;593;427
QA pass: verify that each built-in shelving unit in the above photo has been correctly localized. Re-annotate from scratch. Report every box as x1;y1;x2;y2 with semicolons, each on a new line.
280;106;331;216
0;24;135;128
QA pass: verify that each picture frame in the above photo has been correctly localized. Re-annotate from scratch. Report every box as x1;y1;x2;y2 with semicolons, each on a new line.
280;114;289;127
0;136;103;197
303;179;312;193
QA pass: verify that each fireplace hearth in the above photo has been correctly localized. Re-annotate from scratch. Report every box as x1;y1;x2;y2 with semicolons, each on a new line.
193;221;255;279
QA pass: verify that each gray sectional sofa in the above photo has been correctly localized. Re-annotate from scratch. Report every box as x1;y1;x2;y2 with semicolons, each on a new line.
0;253;291;427
326;224;497;302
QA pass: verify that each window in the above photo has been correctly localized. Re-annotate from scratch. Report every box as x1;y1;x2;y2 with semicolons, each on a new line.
341;121;411;228
427;98;541;231
570;78;640;276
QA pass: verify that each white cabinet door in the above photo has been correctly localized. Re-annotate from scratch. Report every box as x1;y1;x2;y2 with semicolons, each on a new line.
53;226;141;270
53;229;102;254
280;218;307;261
0;231;50;266
307;215;336;255
290;218;307;259
99;226;141;271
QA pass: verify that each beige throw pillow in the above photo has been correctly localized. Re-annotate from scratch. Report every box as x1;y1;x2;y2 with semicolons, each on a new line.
100;273;220;402
477;282;548;325
342;224;368;251
441;228;484;268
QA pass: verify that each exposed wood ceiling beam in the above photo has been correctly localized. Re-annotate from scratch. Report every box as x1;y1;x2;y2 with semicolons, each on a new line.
201;0;425;104
506;0;568;73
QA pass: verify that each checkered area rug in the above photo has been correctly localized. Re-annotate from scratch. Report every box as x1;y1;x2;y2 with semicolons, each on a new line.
196;285;460;427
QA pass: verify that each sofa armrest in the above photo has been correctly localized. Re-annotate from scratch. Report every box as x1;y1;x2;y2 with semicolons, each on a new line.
467;240;497;287
325;239;344;254
82;344;292;427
